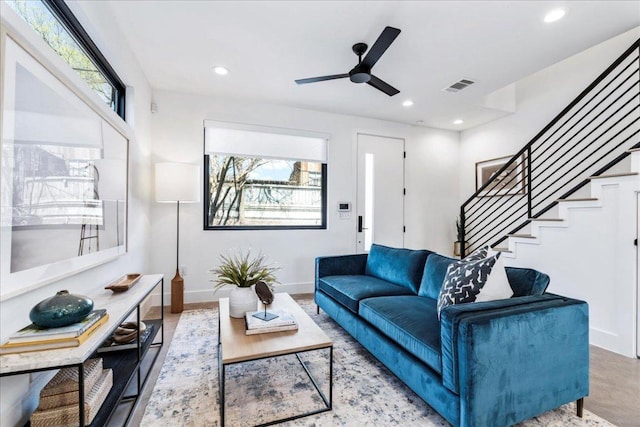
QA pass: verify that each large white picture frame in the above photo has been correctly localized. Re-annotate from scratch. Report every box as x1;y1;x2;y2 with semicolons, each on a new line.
0;34;128;301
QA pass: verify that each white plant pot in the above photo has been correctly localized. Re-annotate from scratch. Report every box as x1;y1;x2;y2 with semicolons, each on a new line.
228;286;258;318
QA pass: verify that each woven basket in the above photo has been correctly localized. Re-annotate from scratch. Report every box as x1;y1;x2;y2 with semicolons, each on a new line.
40;358;103;399
31;369;112;427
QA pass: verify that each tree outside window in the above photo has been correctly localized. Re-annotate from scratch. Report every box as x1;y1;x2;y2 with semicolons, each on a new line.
6;0;121;112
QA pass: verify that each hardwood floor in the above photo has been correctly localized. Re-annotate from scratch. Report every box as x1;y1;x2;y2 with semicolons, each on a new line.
126;299;640;427
586;345;640;427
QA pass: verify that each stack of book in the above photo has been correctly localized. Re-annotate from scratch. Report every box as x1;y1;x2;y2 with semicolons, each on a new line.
245;310;298;335
30;358;113;427
0;309;109;354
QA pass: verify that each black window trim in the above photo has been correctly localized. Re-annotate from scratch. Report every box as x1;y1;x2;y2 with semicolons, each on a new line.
203;154;328;231
44;0;126;119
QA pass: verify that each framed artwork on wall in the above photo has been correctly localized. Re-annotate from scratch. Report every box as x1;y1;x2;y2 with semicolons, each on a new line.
0;34;128;301
475;154;526;197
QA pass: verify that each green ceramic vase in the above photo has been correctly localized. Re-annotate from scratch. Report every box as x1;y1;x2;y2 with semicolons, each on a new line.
29;290;94;328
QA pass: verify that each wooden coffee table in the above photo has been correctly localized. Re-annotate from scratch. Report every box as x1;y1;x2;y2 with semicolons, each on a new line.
218;292;333;426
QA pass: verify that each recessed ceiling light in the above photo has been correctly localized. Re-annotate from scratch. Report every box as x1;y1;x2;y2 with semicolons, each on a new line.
213;66;229;76
402;100;414;107
453;119;464;125
544;8;568;23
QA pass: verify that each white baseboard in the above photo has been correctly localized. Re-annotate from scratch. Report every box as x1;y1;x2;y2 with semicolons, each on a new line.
149;282;315;306
590;327;634;358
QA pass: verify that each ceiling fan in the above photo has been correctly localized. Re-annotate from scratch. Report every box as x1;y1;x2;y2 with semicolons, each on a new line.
295;26;401;96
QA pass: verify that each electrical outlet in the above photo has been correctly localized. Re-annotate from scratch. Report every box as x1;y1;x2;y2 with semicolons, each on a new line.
179;265;187;276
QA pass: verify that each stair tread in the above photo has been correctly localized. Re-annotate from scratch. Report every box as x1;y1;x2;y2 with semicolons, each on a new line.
493;247;513;253
557;197;598;202
507;234;535;238
589;172;638;179
529;218;564;222
627;147;640;153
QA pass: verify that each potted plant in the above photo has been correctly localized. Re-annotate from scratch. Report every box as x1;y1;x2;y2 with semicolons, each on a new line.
454;217;466;257
210;250;279;318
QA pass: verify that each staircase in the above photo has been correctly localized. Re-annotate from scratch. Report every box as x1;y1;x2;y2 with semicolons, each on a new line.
491;152;640;258
460;40;640;256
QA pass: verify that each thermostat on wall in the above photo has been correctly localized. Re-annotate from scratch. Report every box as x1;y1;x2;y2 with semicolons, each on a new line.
338;202;351;212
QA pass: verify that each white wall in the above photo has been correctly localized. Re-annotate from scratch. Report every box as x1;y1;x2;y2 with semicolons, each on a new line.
150;90;460;303
0;4;153;426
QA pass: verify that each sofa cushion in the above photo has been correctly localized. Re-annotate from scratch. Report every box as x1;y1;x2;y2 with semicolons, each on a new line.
418;253;456;299
437;252;512;319
359;296;442;375
505;267;550;296
365;244;431;293
318;275;415;314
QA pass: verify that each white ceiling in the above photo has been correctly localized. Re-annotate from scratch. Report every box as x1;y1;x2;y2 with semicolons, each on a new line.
101;1;640;130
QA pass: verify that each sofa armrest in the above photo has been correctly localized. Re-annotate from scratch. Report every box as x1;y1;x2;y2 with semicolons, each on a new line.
441;295;589;426
315;254;368;285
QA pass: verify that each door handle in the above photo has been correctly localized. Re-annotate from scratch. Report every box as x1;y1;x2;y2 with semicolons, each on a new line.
358;216;363;232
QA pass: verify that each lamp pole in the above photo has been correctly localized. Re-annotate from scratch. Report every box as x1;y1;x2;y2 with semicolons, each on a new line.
171;200;184;313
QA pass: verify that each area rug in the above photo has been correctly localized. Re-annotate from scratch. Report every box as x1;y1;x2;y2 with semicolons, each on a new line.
141;298;614;427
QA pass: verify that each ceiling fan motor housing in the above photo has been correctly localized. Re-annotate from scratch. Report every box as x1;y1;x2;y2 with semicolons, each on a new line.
349;65;371;83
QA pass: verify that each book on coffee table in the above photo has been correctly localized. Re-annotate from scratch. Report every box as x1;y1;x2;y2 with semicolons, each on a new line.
245;310;298;335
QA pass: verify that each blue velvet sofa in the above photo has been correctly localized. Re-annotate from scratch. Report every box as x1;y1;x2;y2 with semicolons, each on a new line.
315;244;589;427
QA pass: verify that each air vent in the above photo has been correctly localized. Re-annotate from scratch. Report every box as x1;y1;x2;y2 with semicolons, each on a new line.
443;78;476;93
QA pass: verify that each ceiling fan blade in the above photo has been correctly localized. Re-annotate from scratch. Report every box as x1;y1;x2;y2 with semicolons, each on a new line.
361;26;401;69
295;74;349;84
367;75;400;96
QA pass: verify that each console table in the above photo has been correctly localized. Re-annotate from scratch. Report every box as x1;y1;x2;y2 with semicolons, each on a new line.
0;274;164;426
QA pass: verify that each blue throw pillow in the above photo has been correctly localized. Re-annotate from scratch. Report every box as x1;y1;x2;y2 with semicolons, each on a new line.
365;244;431;293
505;267;550;296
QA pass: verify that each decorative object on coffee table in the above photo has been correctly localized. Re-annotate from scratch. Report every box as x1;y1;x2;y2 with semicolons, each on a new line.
210;250;279;318
155;162;200;313
29;290;94;328
253;281;278;321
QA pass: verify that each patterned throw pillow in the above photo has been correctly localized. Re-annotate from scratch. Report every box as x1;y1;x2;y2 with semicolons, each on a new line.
437;251;513;319
463;245;490;262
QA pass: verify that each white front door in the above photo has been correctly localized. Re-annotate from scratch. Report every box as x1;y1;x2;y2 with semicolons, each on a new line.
356;133;405;252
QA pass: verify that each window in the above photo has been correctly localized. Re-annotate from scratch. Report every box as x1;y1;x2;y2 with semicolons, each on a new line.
204;122;328;229
6;0;126;118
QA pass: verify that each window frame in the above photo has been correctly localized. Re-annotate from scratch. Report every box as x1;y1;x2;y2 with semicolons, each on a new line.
42;0;126;119
203;155;328;231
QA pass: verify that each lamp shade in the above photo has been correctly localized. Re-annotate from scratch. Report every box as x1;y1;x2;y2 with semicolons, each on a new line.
155;162;200;203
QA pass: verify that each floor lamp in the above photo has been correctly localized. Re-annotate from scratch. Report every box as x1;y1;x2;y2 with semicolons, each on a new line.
155;162;200;313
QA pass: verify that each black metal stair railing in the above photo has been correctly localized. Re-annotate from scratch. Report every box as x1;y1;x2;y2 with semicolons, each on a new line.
460;40;640;257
